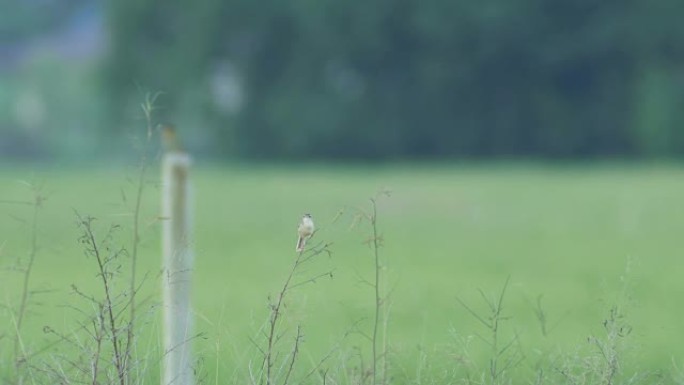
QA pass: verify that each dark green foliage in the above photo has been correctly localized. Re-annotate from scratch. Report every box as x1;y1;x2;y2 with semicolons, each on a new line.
105;0;684;159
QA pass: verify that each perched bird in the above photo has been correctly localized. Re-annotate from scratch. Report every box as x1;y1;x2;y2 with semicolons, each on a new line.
296;214;315;252
158;123;182;153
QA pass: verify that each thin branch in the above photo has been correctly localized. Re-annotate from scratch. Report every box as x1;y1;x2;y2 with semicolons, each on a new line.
290;270;335;290
281;326;302;385
0;199;33;205
456;296;492;329
13;185;43;378
76;213;126;385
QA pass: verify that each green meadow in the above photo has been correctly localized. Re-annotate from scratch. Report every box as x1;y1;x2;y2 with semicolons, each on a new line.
1;163;683;383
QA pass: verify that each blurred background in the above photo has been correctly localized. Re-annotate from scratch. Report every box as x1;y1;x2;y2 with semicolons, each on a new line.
3;2;684;380
1;0;684;162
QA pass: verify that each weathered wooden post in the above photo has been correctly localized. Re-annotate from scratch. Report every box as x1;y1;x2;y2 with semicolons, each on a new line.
161;146;193;385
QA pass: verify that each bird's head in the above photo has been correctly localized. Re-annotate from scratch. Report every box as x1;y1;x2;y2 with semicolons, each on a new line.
158;123;175;137
157;123;181;152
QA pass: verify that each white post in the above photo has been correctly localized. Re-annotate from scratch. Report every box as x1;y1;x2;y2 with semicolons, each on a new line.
161;152;194;385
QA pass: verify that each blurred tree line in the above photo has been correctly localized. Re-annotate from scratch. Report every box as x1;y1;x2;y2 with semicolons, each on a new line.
106;0;684;159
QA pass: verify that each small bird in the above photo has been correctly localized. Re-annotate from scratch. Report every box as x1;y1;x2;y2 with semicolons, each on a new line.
296;214;315;252
158;123;182;153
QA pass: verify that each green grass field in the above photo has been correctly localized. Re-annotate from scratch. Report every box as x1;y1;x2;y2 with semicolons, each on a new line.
1;163;683;383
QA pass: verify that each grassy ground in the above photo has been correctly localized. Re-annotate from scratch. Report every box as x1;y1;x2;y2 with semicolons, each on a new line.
1;163;683;383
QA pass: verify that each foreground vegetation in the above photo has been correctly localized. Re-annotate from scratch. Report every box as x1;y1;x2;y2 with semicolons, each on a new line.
1;163;683;384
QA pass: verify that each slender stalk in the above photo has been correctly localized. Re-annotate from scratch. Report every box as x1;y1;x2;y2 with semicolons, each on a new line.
126;93;157;375
281;326;302;385
261;241;331;385
80;216;126;385
14;189;41;374
91;307;106;385
126;151;146;369
265;250;302;385
370;198;382;385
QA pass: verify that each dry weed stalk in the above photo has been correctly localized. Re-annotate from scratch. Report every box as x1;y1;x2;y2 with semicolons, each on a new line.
0;182;46;384
254;239;333;385
126;91;161;370
456;276;525;385
358;192;392;385
68;214;133;384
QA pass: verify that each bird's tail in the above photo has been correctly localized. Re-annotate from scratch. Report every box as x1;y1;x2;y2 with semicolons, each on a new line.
296;236;306;252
